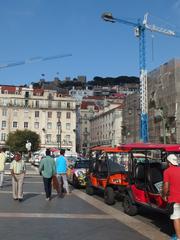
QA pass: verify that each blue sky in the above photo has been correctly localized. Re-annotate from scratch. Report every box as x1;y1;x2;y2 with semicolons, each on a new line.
0;0;179;86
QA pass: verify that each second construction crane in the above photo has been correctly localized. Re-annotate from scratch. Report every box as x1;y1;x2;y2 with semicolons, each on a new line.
102;12;179;143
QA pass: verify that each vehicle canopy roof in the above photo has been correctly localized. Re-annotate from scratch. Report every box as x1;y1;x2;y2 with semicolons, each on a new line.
90;145;126;153
118;143;180;152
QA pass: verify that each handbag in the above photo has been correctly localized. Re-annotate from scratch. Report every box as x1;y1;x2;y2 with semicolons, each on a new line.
52;175;60;192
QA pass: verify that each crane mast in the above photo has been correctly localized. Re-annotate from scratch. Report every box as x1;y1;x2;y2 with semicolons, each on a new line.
102;12;179;143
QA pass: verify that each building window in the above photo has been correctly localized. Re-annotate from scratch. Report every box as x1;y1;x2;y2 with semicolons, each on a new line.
48;112;52;118
48;100;52;108
47;122;52;129
25;99;28;108
46;134;51;143
66;123;70;130
2;121;6;128
57;112;61;118
34;122;39;129
67;102;70;109
2;99;7;106
2;108;7;116
13;122;18;128
1;133;6;141
35;111;39;118
25;91;29;98
24;122;28;128
35;100;39;108
66;112;71;119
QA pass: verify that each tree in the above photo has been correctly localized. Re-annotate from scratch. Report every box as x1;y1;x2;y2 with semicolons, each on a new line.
6;130;41;153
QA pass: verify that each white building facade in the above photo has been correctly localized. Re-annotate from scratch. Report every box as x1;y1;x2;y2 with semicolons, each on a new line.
90;104;123;147
0;85;76;152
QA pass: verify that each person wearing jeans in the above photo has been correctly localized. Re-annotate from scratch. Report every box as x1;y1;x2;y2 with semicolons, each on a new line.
39;149;56;200
56;149;70;195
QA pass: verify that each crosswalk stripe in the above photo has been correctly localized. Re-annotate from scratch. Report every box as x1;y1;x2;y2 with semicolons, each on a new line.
0;212;113;219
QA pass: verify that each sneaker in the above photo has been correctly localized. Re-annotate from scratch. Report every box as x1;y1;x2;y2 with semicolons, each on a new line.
18;199;23;202
171;234;177;240
46;197;51;201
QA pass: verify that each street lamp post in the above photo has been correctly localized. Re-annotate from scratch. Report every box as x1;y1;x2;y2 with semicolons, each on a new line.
57;117;61;149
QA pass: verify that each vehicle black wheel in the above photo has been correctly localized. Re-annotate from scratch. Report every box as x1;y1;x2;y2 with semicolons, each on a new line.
104;187;115;205
123;194;138;216
73;175;79;188
86;183;94;195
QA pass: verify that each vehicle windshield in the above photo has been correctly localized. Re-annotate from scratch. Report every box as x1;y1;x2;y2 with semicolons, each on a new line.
106;152;129;172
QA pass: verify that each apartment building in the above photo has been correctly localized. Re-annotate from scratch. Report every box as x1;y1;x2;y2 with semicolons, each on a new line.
122;58;180;144
79;101;99;155
0;85;76;152
148;59;180;143
90;103;123;147
122;93;140;143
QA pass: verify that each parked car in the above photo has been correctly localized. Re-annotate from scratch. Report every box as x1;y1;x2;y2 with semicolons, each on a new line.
31;149;46;166
5;151;14;162
67;160;90;188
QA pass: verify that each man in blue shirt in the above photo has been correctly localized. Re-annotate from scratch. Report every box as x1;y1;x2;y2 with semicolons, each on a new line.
56;149;70;195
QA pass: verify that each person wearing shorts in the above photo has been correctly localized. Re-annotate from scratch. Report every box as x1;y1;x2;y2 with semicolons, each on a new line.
163;154;180;240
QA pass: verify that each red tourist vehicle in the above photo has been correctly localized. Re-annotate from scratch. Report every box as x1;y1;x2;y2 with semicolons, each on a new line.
117;143;180;216
86;146;129;205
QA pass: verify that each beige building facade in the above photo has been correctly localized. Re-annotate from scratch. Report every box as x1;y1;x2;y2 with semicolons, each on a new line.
90;104;123;147
0;85;76;152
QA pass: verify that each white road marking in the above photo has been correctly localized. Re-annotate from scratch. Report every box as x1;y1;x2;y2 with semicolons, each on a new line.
0;212;113;219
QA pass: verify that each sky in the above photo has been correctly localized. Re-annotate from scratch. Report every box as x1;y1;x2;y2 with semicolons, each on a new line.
0;0;179;86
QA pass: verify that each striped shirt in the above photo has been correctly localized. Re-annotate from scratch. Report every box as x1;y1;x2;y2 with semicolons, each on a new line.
10;160;26;174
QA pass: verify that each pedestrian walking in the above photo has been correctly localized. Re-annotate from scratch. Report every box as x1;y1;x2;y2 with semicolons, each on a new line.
39;148;56;201
0;148;7;188
163;154;180;240
56;149;70;195
10;152;26;201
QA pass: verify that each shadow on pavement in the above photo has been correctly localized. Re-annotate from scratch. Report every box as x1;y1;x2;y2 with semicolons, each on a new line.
23;193;39;201
138;207;174;237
